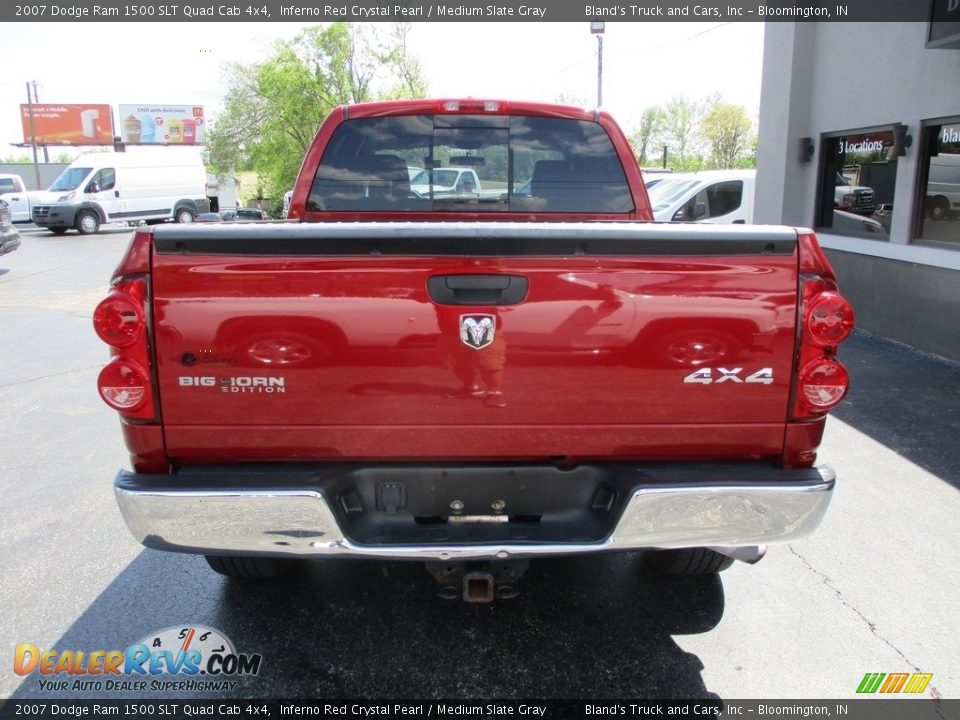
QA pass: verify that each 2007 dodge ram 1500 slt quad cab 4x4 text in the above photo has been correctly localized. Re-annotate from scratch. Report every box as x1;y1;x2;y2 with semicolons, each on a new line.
96;99;853;601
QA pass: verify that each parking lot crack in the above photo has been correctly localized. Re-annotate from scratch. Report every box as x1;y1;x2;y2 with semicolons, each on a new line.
788;545;945;710
0;365;101;390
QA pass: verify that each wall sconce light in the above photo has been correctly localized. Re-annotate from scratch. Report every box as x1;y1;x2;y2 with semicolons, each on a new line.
893;123;912;156
799;137;815;163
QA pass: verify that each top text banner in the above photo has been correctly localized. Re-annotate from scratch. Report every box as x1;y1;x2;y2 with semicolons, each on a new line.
2;0;952;22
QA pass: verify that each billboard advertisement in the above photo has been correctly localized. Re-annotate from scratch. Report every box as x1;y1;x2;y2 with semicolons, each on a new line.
119;104;206;145
20;103;113;145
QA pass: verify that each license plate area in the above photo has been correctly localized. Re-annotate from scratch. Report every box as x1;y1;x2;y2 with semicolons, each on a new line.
324;464;630;545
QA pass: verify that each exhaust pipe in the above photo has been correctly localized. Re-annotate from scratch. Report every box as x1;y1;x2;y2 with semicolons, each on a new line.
463;572;495;603
709;545;767;564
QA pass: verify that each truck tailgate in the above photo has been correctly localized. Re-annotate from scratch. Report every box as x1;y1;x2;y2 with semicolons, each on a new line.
150;223;800;462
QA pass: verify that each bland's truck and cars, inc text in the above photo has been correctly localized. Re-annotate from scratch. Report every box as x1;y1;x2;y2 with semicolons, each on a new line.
94;99;854;601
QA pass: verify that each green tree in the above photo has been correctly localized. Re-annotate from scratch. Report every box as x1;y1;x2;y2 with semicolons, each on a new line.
661;95;704;168
702;103;754;169
205;22;428;203
631;106;664;166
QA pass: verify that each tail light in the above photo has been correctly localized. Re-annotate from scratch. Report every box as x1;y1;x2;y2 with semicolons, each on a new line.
792;233;854;418
798;358;850;411
94;232;157;422
804;291;854;347
98;358;150;411
93;290;144;348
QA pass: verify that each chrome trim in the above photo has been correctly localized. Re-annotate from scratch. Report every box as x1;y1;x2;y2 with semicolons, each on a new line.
114;467;835;561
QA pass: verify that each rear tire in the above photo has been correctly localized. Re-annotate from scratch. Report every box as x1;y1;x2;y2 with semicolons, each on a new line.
76;210;100;235
928;198;949;221
646;548;734;575
205;555;294;579
176;207;195;224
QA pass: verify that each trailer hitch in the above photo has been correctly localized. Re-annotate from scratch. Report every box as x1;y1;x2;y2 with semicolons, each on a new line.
425;560;530;602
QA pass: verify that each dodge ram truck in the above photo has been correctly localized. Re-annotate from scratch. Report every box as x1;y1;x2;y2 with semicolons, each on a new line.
97;99;853;601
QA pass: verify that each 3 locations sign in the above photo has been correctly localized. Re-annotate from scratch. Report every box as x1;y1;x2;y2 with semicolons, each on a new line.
19;103;205;146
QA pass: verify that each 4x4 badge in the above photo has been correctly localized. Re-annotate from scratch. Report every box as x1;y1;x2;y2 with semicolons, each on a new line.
460;314;495;350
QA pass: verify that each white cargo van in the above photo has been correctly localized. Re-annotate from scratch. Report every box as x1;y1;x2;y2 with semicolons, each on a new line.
647;169;755;224
926;153;960;221
32;150;208;235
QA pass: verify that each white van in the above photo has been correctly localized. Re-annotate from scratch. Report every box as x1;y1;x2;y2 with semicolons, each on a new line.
647;169;755;224
32;150;208;235
926;153;960;221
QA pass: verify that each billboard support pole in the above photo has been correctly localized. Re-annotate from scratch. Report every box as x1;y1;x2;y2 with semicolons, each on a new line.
31;82;49;163
25;82;41;190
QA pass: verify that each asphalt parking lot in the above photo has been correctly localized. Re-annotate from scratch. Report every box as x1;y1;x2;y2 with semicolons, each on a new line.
1;227;957;702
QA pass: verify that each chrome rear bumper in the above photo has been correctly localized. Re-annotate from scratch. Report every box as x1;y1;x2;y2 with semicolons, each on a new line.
114;464;834;561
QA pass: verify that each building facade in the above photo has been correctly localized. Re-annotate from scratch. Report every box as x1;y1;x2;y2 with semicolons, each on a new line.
756;21;960;360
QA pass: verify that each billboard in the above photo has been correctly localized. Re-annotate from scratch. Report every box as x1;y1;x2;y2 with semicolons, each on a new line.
119;104;206;145
20;104;113;145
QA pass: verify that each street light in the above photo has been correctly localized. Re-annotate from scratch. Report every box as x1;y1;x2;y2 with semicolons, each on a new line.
590;22;605;107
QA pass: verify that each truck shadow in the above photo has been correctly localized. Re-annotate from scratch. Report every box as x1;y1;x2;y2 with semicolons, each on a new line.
9;551;724;700
833;330;960;490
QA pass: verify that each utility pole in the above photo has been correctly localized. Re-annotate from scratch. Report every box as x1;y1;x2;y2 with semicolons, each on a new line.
590;22;605;107
31;81;49;163
25;82;41;190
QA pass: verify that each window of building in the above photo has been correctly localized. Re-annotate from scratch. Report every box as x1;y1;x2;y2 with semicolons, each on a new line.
914;117;960;249
816;127;899;240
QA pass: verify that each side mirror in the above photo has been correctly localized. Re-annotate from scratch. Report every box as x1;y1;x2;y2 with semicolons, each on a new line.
86;181;101;194
692;202;707;220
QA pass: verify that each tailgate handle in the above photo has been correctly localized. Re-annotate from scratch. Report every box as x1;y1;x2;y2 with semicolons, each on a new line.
428;274;528;306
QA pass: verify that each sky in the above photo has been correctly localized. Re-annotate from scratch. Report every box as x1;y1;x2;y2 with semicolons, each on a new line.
0;21;764;161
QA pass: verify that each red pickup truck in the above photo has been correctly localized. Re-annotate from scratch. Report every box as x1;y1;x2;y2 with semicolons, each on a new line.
96;100;852;601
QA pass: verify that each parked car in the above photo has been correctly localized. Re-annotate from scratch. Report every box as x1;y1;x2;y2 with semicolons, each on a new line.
195;213;222;223
219;210;237;221
0;173;34;223
100;99;852;599
832;209;887;237
234;207;267;221
0;199;22;256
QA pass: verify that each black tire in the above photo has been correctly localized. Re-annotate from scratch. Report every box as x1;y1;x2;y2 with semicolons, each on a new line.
175;206;196;224
75;210;100;235
928;198;949;222
646;548;734;575
205;555;294;579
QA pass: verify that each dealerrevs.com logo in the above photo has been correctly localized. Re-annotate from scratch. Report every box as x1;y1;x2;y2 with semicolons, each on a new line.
14;626;262;693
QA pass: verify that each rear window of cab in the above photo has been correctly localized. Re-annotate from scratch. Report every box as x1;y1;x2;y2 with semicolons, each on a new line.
308;114;633;214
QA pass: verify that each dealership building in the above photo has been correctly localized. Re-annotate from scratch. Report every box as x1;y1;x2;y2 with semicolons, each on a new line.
755;19;960;361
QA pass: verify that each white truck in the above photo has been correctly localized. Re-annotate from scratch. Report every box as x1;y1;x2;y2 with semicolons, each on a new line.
0;174;34;223
410;167;503;201
31;150;209;235
834;171;875;216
